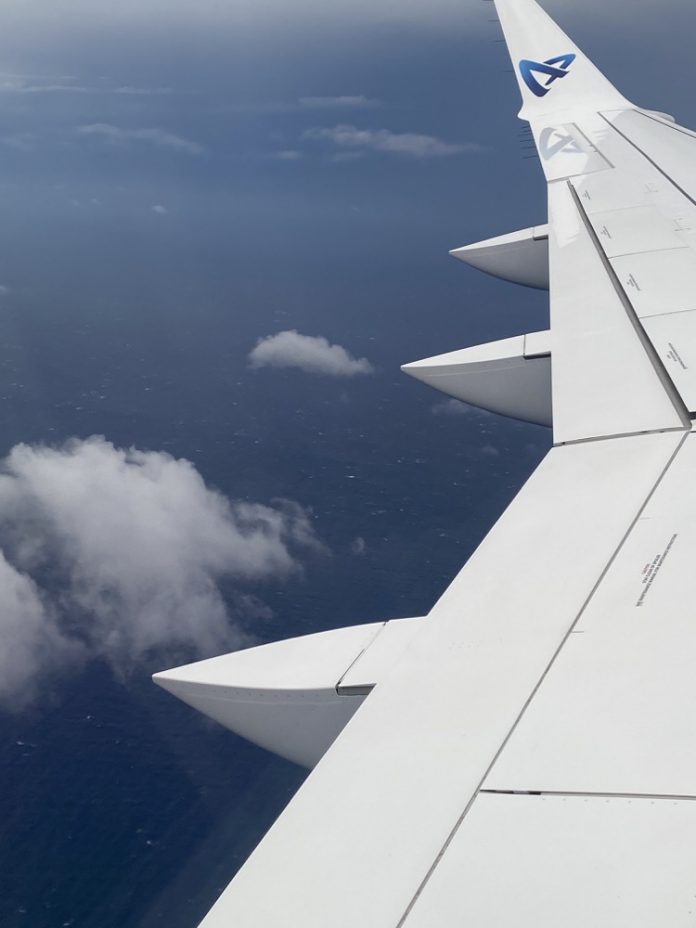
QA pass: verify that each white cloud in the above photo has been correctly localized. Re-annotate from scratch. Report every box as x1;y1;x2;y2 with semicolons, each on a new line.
249;329;374;377
228;97;380;117
0;553;82;710
0;76;173;96
350;536;367;556
432;398;491;417
77;123;204;155
273;149;303;161
303;124;481;158
0;79;92;94
1;133;36;152
299;95;381;109
112;86;173;96
151;204;168;214
0;436;327;710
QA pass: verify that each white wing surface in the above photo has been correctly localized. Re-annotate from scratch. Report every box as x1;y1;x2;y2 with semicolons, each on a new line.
155;2;696;924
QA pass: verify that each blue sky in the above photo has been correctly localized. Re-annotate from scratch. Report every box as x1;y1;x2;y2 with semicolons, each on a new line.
0;0;693;308
1;0;694;227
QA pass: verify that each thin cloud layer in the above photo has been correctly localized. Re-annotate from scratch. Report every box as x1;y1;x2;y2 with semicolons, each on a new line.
249;330;374;376
0;0;664;39
273;149;303;161
303;124;481;158
77;123;204;155
299;95;380;109
0;436;326;710
0;76;172;96
432;398;492;418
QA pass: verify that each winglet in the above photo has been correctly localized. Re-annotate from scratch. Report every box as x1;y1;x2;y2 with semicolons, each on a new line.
494;0;632;119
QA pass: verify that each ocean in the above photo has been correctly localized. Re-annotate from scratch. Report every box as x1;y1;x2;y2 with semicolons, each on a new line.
0;148;550;927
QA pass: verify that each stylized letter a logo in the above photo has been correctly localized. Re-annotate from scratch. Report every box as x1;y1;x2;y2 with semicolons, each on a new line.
519;53;576;98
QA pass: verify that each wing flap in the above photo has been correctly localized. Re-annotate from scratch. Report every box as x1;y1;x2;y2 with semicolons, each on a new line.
485;430;696;796
402;793;696;928
611;249;696;319
564;120;696;416
606;109;696;204
641;312;696;410
585;204;687;258
548;182;686;444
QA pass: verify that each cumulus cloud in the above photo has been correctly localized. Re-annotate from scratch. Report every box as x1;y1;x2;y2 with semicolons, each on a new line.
77;123;204;155
249;330;374;377
299;95;381;109
0;436;327;710
303;124;482;158
0;553;82;710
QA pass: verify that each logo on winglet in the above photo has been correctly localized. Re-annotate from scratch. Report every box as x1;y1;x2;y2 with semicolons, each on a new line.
518;53;576;98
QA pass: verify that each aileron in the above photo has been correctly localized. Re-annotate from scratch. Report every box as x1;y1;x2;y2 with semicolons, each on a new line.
402;793;696;927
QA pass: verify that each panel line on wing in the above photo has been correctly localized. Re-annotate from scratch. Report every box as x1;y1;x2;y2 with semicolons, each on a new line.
394;431;689;928
552;426;686;447
571;120;615;167
639;111;696;141
401;792;696;926
599;111;696;209
482;431;696;797
566;181;692;431
480;789;696;801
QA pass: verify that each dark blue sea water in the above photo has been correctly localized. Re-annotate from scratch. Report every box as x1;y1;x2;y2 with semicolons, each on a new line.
0;153;551;928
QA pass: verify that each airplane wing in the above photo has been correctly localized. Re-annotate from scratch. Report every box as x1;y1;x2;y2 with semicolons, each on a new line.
154;1;696;924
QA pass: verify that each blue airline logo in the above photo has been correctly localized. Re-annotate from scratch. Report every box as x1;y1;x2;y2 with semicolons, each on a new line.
518;53;576;98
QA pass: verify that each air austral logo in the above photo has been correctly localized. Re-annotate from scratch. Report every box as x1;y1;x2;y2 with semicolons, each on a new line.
518;53;576;98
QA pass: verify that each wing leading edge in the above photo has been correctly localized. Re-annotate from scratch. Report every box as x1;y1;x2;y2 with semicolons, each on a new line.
156;2;696;925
